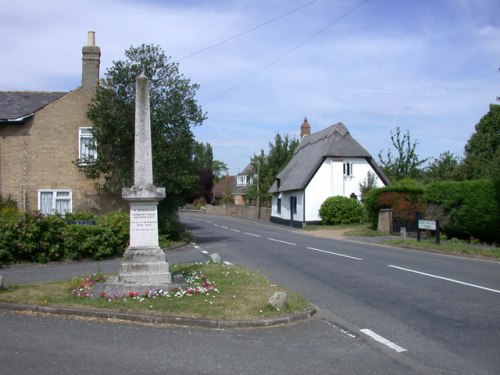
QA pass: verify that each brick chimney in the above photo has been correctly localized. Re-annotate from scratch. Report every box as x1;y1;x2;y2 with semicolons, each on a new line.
81;31;100;88
300;117;311;139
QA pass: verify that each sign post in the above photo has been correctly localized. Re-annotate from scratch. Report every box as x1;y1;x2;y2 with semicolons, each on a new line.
417;219;440;244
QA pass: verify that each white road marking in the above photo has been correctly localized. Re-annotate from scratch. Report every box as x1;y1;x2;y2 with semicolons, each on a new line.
201;250;209;254
193;245;200;249
205;220;212;224
213;224;220;227
244;232;261;237
308;247;362;261
388;265;500;294
221;226;229;229
230;229;241;233
223;261;233;265
267;238;296;246
360;329;407;353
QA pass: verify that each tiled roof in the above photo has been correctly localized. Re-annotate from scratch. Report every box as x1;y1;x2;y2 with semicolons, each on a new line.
269;122;390;193
212;176;235;199
0;91;67;122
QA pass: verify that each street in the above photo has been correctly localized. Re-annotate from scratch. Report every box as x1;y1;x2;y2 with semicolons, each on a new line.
0;212;499;374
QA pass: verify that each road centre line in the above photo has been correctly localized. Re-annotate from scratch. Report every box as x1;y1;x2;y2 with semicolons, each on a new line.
308;247;363;261
221;226;229;229
267;238;296;246
230;229;241;233
360;329;407;353
213;224;220;227
244;232;261;237
388;265;500;294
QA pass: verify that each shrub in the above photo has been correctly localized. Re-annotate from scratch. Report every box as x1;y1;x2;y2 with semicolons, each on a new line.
319;196;365;225
364;185;425;229
424;179;499;243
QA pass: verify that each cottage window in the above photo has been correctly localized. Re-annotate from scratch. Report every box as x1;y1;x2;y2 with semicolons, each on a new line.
343;162;353;176
277;198;281;214
290;196;297;215
79;127;96;162
38;190;72;215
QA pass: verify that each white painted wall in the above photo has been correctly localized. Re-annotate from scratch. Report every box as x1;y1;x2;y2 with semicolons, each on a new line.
304;157;385;222
271;190;304;222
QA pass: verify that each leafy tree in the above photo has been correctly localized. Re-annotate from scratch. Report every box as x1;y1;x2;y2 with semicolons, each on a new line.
358;171;378;202
81;44;206;218
422;151;460;182
378;127;429;181
456;104;500;180
246;133;299;205
190;142;228;203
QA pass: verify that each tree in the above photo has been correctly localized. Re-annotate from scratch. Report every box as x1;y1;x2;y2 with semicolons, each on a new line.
422;151;460;182
456;104;500;180
190;142;227;203
81;44;206;218
246;133;299;205
358;171;378;202
378;127;429;181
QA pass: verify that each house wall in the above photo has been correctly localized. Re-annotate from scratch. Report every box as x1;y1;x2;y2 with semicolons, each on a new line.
0;122;31;209
304;157;385;222
270;190;304;227
25;87;99;212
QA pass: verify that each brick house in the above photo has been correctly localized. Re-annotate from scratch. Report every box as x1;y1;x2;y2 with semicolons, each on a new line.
0;32;106;214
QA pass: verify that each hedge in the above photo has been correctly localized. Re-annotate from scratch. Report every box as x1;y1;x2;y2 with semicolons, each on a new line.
0;210;129;266
319;196;365;225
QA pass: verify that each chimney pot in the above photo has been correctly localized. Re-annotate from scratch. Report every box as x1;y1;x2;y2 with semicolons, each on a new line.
300;116;311;139
87;31;95;47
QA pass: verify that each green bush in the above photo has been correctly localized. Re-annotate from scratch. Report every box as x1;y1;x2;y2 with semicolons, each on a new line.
424;179;499;243
319;196;365;225
0;210;130;265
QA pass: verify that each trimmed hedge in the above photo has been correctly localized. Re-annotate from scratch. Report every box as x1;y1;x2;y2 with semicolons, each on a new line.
319;196;365;225
424;179;499;243
364;179;499;243
0;210;129;266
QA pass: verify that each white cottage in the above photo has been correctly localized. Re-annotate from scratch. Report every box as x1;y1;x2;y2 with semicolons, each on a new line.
269;119;390;227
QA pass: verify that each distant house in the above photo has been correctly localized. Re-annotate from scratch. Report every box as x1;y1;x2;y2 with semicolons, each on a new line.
0;32;106;214
269;119;390;227
232;164;254;205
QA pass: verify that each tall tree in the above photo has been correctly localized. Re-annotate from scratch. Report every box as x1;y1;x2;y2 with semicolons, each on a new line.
423;151;460;182
456;104;499;180
190;142;227;203
378;127;429;181
246;133;299;205
81;44;206;215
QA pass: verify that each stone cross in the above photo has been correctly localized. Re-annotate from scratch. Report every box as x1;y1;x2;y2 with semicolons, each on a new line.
111;73;171;291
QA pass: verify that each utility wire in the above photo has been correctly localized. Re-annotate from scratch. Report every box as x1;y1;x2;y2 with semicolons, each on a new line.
177;0;318;62
208;0;371;103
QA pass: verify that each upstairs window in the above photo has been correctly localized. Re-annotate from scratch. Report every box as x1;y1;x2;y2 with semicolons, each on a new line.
38;190;72;215
79;127;97;163
343;162;353;176
237;175;248;186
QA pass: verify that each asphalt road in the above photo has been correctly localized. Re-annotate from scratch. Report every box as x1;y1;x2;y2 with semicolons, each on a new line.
0;213;499;374
179;213;500;374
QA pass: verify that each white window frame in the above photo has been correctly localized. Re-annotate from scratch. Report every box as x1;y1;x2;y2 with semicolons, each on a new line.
343;162;354;177
237;175;247;186
38;189;72;215
79;127;97;163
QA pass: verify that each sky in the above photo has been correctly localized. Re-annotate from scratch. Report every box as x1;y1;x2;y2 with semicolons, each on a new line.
1;0;498;175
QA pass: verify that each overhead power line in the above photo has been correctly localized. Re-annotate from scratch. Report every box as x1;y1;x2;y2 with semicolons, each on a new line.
177;0;318;62
209;0;371;103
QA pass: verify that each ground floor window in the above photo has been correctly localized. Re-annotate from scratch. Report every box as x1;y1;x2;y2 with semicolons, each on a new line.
38;190;72;215
277;198;281;214
290;196;297;215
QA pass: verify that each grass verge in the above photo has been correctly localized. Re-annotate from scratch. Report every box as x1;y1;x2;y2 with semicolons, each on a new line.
0;263;309;321
382;238;500;259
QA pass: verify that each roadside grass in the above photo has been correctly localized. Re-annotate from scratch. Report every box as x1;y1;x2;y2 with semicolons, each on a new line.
303;223;499;259
0;263;309;320
382;238;500;260
304;223;385;237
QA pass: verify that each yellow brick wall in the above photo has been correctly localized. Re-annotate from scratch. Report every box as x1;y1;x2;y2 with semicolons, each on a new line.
24;87;101;212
